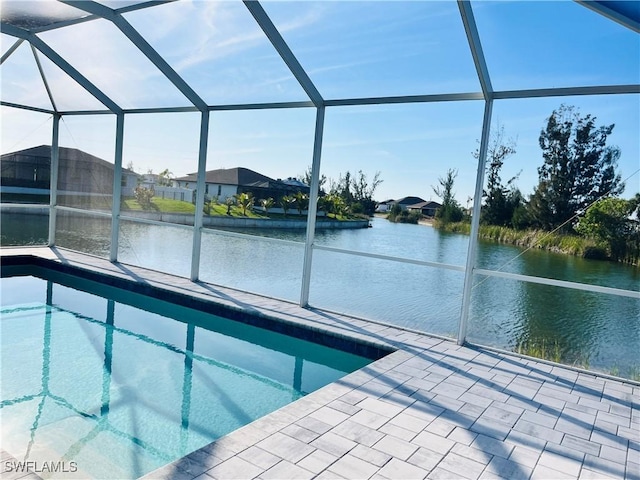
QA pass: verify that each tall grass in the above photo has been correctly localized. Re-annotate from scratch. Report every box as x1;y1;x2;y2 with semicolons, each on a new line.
515;339;563;364
436;221;604;258
515;339;640;381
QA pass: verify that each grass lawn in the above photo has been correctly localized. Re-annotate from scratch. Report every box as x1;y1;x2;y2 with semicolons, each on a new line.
206;202;267;218
123;198;268;217
122;197;365;222
122;197;196;213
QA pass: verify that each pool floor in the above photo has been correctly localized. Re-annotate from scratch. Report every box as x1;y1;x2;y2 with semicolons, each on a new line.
0;272;372;479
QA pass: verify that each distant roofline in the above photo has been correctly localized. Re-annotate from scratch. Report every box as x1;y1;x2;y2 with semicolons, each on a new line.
175;167;277;186
1;145;137;175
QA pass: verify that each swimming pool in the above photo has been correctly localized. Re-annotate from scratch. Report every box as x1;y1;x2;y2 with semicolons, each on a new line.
0;267;375;479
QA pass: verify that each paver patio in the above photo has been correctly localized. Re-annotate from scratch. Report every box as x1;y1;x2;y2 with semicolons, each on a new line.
2;247;638;480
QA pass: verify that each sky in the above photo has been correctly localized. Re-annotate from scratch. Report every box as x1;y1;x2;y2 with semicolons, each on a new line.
1;0;639;204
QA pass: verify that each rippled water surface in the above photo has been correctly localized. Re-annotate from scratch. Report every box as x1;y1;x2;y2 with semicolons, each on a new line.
2;213;638;377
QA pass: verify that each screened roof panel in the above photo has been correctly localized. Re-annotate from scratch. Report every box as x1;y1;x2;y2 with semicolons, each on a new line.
93;1;151;10
0;1;90;30
124;1;309;105
473;1;640;91
37;51;112;111
1;33;21;57
1;106;52;153
37;18;192;109
262;1;482;99
0;41;53;110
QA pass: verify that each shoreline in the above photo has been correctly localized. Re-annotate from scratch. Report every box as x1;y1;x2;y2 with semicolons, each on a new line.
0;206;370;230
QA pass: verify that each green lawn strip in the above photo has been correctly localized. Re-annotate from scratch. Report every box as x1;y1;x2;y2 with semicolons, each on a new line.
121;198;364;222
122;198;195;213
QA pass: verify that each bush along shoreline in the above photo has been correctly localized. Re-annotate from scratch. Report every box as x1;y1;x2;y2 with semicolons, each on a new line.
434;220;638;266
386;204;423;224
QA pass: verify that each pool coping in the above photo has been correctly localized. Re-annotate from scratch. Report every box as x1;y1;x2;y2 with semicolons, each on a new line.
1;246;638;480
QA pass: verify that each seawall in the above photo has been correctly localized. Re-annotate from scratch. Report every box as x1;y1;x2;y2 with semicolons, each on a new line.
1;206;370;230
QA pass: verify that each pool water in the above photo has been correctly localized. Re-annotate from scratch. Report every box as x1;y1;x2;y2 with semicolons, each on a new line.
0;271;372;479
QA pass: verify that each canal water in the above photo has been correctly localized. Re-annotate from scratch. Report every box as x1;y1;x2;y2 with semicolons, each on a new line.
2;212;639;378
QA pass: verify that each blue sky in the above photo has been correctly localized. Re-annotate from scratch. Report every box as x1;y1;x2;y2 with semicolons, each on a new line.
1;0;638;203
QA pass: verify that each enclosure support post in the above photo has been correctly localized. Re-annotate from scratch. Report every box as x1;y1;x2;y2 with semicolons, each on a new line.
190;110;210;281
458;99;493;345
300;106;325;307
48;114;61;247
109;113;125;262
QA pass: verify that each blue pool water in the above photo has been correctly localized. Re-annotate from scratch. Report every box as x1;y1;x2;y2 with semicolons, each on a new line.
0;270;372;479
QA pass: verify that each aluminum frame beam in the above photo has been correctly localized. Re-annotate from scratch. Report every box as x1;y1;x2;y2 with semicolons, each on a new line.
313;245;466;273
31;45;57;112
458;0;493;99
243;1;324;107
0;23;122;113
0;101;54;115
56;102;315;116
4;87;638;119
456;0;494;345
325;92;485;107
494;84;640;99
1;38;24;64
118;214;193;230
457;99;493;345
48;114;60;246
57;205;112;217
190;111;210;281
110;113;125;262
300;106;325;307
0;203;49;209
61;0;208;111
576;0;640;33
210;101;315;111
474;268;640;300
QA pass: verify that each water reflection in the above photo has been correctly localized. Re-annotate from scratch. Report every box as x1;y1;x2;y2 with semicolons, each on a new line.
469;274;640;377
0;273;370;479
2;212;638;379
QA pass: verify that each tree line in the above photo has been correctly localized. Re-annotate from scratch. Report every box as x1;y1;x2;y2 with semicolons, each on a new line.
214;169;384;219
298;168;383;217
433;105;639;264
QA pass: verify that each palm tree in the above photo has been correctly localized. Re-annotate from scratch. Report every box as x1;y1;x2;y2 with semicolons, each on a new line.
293;191;308;216
235;192;254;216
323;193;345;219
280;195;294;217
225;196;235;215
261;197;274;215
332;195;347;218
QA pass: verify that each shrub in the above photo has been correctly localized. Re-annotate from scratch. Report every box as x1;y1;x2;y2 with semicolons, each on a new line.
134;185;154;209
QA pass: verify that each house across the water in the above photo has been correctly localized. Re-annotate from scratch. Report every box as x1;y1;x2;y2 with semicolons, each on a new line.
406;200;442;218
0;145;139;203
376;197;441;217
174;167;310;203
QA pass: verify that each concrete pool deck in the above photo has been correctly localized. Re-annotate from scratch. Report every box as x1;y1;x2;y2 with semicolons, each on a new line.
1;247;638;480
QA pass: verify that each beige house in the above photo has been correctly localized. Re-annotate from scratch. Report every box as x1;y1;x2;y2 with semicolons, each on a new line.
174;167;309;203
